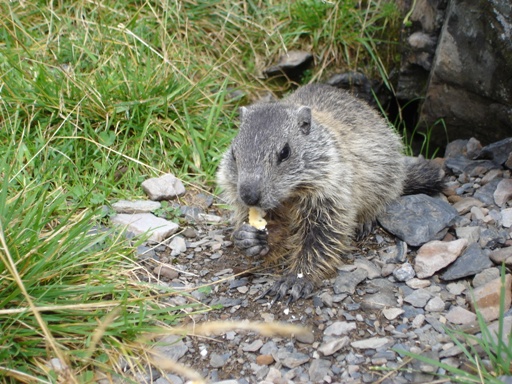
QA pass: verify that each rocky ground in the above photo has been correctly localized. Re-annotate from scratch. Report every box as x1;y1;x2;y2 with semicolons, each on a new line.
110;137;512;384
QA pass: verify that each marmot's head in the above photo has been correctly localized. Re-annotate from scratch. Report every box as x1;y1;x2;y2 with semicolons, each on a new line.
219;102;328;211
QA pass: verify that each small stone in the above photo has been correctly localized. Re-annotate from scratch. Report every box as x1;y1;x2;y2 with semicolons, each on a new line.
382;307;404;320
242;339;264;352
197;213;222;223
393;262;416;281
354;258;381;279
333;268;368;294
256;355;274;366
361;291;397;310
318;336;349;356
168;236;187;255
455;226;480;244
441;243;494;281
414;239;467;278
309;359;332;382
141;173;186;201
501;208;512;228
425;296;445;312
447;282;467;295
404;289;432;308
470;275;512;321
281;352;310;369
445;306;477;325
46;358;67;373
324;321;357;336
412;314;426;328
153;335;188;361
494;179;512;207
112;199;162;213
295;330;315;344
406;278;431;289
472;268;500;288
111;213;179;242
489;247;512;266
452;197;485;214
153;265;179;280
350;337;390;349
210;352;231;368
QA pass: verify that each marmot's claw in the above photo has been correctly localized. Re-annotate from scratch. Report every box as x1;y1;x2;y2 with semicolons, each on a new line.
261;274;314;304
233;223;269;257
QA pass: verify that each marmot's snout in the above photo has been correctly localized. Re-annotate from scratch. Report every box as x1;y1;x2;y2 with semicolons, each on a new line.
239;180;261;206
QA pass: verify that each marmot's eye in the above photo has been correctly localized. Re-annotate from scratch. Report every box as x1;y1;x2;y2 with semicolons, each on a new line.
278;143;291;163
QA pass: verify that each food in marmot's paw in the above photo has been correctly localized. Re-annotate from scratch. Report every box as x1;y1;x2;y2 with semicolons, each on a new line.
248;207;267;230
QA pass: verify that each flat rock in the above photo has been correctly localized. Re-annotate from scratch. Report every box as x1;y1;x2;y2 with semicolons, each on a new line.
406;278;431;289
354;257;381;279
141;173;186;201
403;289;432;308
477;137;512;165
382;307;404;320
441;243;494;280
309;358;332;382
455;226;480;244
445;306;477;325
470;274;512;321
473;178;501;206
378;194;459;247
425;296;445;312
494;179;512;207
111;213;179;242
361;291;397;310
414;239;467;279
280;352;310;369
324;321;357;336
153;335;188;361
472;267;500;288
501;208;512;227
333;268;368;294
112;199;162;213
350;337;390;350
393;262;415;281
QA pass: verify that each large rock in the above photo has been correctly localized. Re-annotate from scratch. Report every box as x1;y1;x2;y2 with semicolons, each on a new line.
378;194;459;247
418;0;512;144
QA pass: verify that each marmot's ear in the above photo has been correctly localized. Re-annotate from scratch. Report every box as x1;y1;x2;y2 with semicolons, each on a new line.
297;106;311;135
239;106;248;120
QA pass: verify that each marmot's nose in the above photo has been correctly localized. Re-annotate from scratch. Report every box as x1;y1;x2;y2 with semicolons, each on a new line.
239;182;261;206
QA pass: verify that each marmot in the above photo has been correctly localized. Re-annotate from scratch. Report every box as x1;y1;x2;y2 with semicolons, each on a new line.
217;84;444;303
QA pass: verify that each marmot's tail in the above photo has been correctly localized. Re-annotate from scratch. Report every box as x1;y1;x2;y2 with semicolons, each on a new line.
403;156;445;196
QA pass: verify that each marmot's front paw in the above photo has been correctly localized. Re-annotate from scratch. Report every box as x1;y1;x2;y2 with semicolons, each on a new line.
261;273;314;304
233;223;269;257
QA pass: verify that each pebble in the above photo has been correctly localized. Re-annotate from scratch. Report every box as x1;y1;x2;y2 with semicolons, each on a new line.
441;243;494;280
393;262;415;281
382;308;404;320
141;173;186;201
414;239;467;278
489;246;512;266
445;306;477;325
242;340;263;352
317;336;349;356
494;179;512;207
333;268;368;294
350;337;390;349
425;296;445;312
472;267;500;287
403;289;432;308
324;321;357;336
256;355;274;366
471;274;512;321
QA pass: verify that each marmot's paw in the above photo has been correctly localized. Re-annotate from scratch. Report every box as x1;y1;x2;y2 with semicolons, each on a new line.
261;274;314;305
233;223;269;257
355;220;374;241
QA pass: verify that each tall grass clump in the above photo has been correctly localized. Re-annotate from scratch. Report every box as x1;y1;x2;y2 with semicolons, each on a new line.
0;0;404;381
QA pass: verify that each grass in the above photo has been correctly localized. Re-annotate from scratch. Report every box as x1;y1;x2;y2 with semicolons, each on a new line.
0;0;408;382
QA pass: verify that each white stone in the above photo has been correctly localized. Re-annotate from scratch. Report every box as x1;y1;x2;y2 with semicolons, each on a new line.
445;306;476;325
318;336;349;356
112;199;162;213
501;208;512;228
350;337;390;349
141;173;186;201
382;307;404;320
324;321;357;336
455;226;480;244
425;296;445;312
111;213;179;242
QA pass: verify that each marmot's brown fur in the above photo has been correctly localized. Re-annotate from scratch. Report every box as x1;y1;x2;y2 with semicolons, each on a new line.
217;84;444;302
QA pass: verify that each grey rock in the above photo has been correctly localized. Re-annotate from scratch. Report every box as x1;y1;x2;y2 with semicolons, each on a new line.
112;199;161;213
324;321;357;336
378;241;407;264
318;336;349;356
111;213;179;242
472;267;500;288
361;291;397;310
263;50;313;80
455;226;480;244
280;352;310;369
441;243;494;280
474;178;501;206
494;179;512;207
351;337;390;349
308;358;332;382
333;268;368;294
501;208;512;227
295;330;315;344
210;352;231;368
153;335;188;361
378;194;459;247
242;339;263;352
479;227;507;248
403;289;432;308
141;173;185;201
425;296;445;312
477;138;512;165
489;246;512;266
354;257;381;279
393;262;416;282
452;197;485;215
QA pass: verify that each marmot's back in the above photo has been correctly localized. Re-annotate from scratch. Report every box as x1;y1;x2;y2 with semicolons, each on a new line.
285;84;406;224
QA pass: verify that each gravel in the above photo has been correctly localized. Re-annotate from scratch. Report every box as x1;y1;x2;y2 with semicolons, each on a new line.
111;138;512;383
